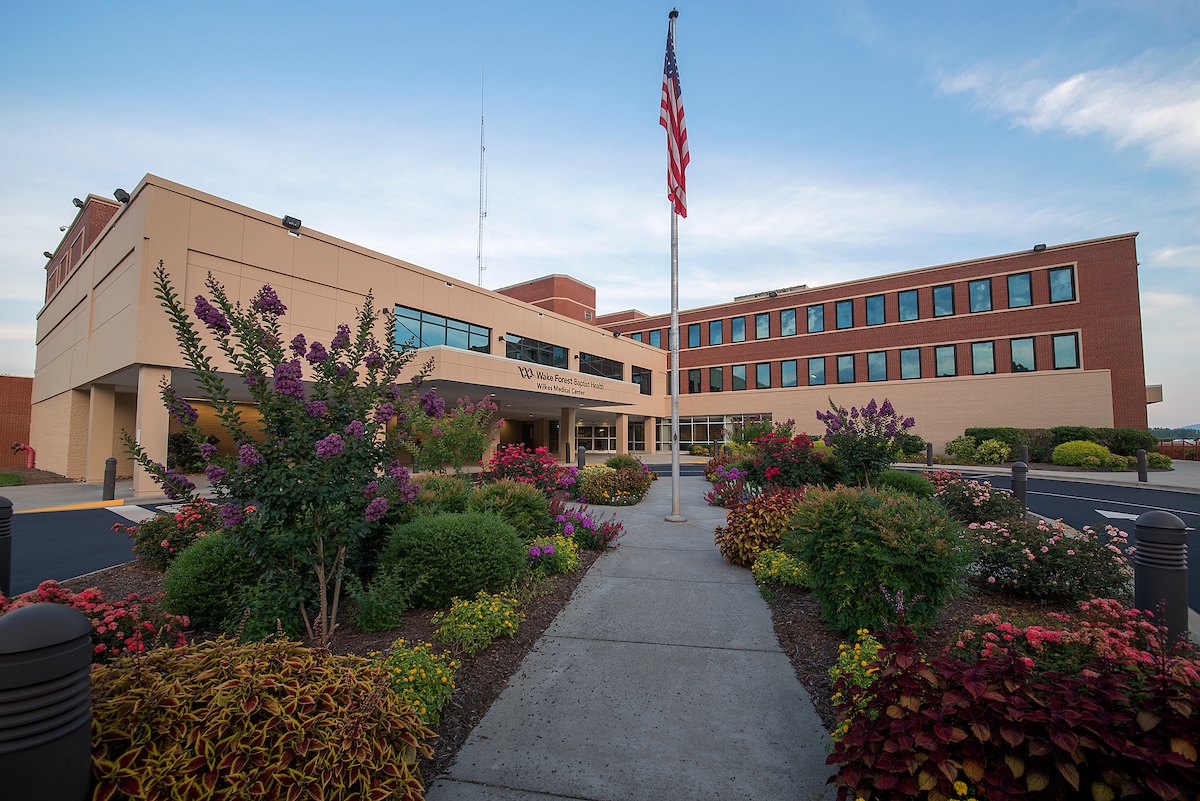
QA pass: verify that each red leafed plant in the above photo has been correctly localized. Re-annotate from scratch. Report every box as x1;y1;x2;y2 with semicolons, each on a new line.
714;489;805;567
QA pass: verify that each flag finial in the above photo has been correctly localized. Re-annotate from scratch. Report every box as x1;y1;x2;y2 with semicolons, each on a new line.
669;8;678;19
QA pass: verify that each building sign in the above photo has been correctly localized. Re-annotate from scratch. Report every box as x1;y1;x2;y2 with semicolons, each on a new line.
516;364;606;397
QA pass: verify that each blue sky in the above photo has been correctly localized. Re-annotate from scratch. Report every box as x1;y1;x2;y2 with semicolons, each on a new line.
2;1;1197;426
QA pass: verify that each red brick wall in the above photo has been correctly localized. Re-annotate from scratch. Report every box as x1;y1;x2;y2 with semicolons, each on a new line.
496;275;597;323
0;376;34;469
602;236;1148;429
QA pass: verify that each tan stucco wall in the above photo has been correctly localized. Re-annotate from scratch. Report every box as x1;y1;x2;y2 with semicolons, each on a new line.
30;389;91;479
677;368;1115;452
112;392;136;477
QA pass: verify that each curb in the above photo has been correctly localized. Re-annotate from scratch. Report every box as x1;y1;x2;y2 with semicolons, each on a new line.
16;499;126;514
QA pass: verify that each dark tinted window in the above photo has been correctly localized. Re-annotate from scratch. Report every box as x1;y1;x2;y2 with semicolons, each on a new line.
898;290;918;322
933;285;954;317
866;295;885;325
632;366;652;395
649;330;661;348
630;332;642;342
755;313;770;340
397;305;491;354
505;334;566;367
687;369;701;393
1007;274;1032;308
731;365;747;391
709;366;723;392
579;352;624;380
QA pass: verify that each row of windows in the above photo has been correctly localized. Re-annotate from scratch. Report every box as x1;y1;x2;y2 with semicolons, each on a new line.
683;333;1080;392
626;266;1078;346
578;352;625;381
396;306;492;353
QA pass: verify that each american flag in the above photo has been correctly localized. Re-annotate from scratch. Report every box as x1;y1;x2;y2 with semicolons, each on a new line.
660;15;689;217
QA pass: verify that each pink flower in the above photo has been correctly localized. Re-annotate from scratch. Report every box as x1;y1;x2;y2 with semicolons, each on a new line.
161;539;170;548
987;577;996;584
1040;546;1049;553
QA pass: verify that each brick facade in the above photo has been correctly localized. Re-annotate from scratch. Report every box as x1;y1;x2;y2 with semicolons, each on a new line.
0;376;33;470
495;275;597;323
44;195;120;300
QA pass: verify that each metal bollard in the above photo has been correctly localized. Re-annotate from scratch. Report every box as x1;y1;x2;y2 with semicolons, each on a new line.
1133;510;1189;646
723;444;732;457
1011;461;1028;510
0;497;10;597
1020;444;1029;465
925;442;933;467
577;445;586;470
102;457;117;502
0;603;94;801
1137;449;1148;483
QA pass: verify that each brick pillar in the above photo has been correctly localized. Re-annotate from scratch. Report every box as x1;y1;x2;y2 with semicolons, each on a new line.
133;366;171;496
86;384;116;483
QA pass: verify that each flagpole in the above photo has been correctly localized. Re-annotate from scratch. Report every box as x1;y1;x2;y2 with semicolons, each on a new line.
667;207;685;522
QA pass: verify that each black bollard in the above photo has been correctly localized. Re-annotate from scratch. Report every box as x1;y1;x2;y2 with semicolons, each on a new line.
577;445;586;470
1011;461;1028;510
0;496;10;598
926;442;933;467
1137;449;1148;483
1133;511;1189;646
723;444;732;457
1020;444;1029;465
102;457;117;501
0;603;94;801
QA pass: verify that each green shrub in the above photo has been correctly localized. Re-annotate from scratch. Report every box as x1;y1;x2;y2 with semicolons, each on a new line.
1020;428;1053;462
751;549;810;588
1148;452;1173;469
876;469;935;498
963;427;1022;456
163;530;260;630
381;512;526;609
1052;439;1112;466
1092;427;1160;456
935;478;1025;525
943;435;976;460
974;438;1011;464
91;638;432;801
604;453;641;470
345;564;424;633
231;569;309;641
374;638;458;727
714;489;806;567
411;472;472;514
432;591;522;656
891;432;927;460
1049;425;1096;447
782;487;969;633
468;478;551;540
968;518;1133;603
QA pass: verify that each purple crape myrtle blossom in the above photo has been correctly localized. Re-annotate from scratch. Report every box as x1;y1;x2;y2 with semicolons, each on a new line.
205;465;227;484
373;403;394;424
160;468;195;501
273;360;305;399
335;364;356;380
306;342;330;364
343;420;365;439
251;285;287;316
244;369;266;389
290;333;307;357
365;496;388;522
260;332;279;348
161;384;198;426
219;503;245;529
199;442;218;460
330;323;351;351
315;433;344;459
419;389;445;419
238;443;263;467
304;401;328;418
363;481;379;500
194;295;231;335
386;461;420;503
364;350;384;369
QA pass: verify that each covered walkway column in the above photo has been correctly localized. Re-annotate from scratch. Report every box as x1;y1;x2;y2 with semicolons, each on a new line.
616;413;629;456
559;406;576;464
86;384;116;483
646;416;658;454
133;366;171;497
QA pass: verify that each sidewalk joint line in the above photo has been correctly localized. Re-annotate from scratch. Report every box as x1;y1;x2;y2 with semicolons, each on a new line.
545;633;781;654
433;777;607;801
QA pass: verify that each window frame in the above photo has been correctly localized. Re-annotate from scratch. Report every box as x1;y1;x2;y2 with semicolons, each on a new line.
396;305;492;354
579;352;624;381
755;313;770;340
899;348;920;380
504;333;566;367
836;354;855;384
631;365;652;395
731;316;746;343
630;332;642;342
865;295;885;326
781;359;798;387
867;351;887;382
835;300;854;330
755;362;770;389
1007;273;1032;308
971;341;996;375
897;289;919;322
933;284;955;317
1010;337;1036;373
935;345;957;377
780;308;797;337
1052;333;1080;369
708;366;724;392
968;279;993;313
731;364;747;391
648;329;662;348
687;324;700;348
807;305;825;333
1049;266;1076;303
709;320;722;346
687;368;701;394
807;357;825;386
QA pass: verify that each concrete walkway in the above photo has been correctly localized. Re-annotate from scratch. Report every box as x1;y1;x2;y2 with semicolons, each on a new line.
425;476;835;801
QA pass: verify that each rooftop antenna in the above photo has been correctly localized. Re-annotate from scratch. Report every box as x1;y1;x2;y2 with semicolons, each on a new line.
477;70;487;287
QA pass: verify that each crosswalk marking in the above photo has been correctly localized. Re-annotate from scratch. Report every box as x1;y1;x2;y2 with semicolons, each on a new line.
108;506;160;523
1095;509;1139;521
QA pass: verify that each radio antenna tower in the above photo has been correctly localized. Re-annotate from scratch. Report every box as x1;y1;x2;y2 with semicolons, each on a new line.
477;72;487;287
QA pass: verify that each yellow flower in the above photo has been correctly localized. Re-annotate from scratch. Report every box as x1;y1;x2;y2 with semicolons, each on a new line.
954;781;968;795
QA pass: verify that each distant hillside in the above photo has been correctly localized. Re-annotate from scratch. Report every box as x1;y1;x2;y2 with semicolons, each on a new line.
1150;426;1200;439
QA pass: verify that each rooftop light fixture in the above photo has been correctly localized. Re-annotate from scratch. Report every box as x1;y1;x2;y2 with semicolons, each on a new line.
282;216;302;230
113;189;130;203
72;198;84;209
43;251;54;259
1033;244;1046;252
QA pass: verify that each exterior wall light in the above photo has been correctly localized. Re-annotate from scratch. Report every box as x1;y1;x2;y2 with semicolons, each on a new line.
113;189;130;203
43;251;53;259
282;216;302;230
1033;244;1046;252
72;198;84;208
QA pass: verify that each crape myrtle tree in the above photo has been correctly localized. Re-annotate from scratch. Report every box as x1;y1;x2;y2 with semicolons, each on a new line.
815;397;915;488
125;262;490;642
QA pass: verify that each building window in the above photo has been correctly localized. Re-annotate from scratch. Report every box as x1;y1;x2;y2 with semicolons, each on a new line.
837;354;855;384
397;306;491;354
754;313;770;340
935;345;957;377
658;415;725;452
687;369;701;393
731;317;746;342
898;290;918;322
630;332;642;342
900;348;920;379
649;330;662;348
780;308;797;337
1011;337;1036;372
933;285;954;317
632;366;652;395
687;324;700;348
1053;333;1079;369
755;363;770;389
709;320;722;346
732;364;747;391
971;342;996;375
781;360;798;387
1007;273;1032;308
579;352;624;380
1049;266;1076;303
807;305;825;333
584;311;593;321
709;366;724;392
835;300;853;329
969;279;992;313
866;295;885;325
867;351;887;382
505;334;567;368
629;420;645;451
808;357;825;386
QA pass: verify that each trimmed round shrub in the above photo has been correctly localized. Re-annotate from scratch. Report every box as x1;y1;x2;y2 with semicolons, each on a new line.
468;478;551;540
604;453;640;470
163;530;260;630
1147;452;1173;470
410;472;472;514
876;469;935;499
974;438;1011;464
381;512;526;608
91;638;432;801
782;487;969;633
1093;427;1159;456
935;478;1025;525
714;489;806;567
943;435;976;460
1052;439;1112;466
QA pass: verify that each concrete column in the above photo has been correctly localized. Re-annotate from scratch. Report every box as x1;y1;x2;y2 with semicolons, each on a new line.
645;416;658;454
535;418;550;450
559;406;577;464
85;384;117;484
616;413;629;456
132;366;172;496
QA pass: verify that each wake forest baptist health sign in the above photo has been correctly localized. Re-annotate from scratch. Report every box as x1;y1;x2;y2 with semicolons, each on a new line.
515;365;607;398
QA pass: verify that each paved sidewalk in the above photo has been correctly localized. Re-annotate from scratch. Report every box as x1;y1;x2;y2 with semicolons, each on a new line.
425;476;835;801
